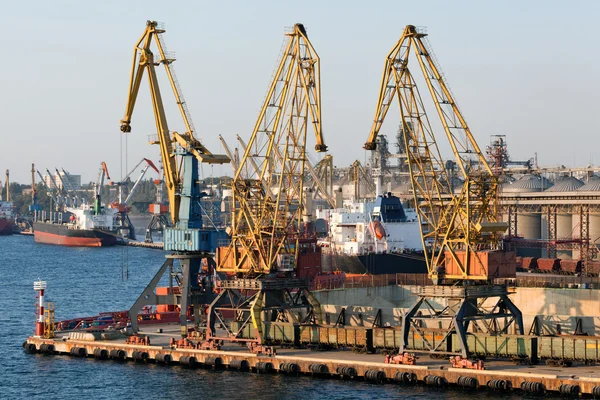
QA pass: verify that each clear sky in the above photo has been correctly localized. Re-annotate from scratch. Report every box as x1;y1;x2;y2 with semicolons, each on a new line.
2;0;599;183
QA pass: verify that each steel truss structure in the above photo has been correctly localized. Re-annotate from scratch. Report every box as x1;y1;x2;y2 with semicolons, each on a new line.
206;278;321;349
217;23;327;276
364;25;523;357
400;285;523;357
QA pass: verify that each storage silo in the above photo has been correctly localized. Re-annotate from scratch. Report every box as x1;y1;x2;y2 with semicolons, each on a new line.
574;178;600;259
544;177;584;258
502;175;549;257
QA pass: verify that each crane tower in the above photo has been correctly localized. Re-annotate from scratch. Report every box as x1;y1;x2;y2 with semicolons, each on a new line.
119;21;230;336
365;25;523;357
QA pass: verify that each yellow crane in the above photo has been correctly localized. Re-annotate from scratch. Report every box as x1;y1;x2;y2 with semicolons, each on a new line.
120;21;229;336
365;25;522;357
217;23;327;276
207;24;325;352
350;160;376;200
120;20;229;230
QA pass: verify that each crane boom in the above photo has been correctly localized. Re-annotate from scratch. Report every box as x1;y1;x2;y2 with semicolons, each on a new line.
45;169;64;207
218;135;239;172
120;20;229;228
365;25;508;284
60;168;81;204
218;23;327;275
124;159;159;205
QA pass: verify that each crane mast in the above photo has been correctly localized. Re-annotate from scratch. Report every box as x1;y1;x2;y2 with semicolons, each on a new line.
29;164;42;212
365;25;522;357
4;169;9;202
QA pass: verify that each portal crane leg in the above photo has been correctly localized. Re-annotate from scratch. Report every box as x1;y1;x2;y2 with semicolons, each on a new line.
400;285;524;358
205;278;322;352
128;254;217;335
128;258;174;332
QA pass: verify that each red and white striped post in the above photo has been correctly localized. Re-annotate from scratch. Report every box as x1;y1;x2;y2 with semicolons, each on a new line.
34;280;47;336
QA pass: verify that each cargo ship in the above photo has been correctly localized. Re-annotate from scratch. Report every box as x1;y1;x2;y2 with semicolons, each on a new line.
0;201;14;235
34;204;118;247
316;193;427;275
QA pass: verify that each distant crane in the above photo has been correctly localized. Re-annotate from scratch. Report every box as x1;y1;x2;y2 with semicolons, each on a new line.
93;162;110;216
219;135;240;172
29;164;42;212
58;168;82;207
36;170;60;211
44;169;66;209
350;160;376;200
109;158;160;239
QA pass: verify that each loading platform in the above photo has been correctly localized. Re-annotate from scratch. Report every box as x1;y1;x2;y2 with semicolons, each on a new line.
23;324;600;397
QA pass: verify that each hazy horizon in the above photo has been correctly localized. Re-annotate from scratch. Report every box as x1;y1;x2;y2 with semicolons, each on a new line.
2;0;599;184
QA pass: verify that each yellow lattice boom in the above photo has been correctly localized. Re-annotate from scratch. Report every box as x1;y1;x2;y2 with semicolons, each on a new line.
365;25;511;283
217;23;327;275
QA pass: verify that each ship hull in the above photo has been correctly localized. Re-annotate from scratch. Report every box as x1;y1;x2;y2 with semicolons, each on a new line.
323;251;427;275
0;218;14;235
33;222;117;247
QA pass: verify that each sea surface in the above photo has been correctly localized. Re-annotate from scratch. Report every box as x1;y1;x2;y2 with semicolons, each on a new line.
0;235;560;399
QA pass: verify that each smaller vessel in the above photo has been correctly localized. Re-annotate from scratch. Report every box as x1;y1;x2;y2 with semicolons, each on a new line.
0;200;14;235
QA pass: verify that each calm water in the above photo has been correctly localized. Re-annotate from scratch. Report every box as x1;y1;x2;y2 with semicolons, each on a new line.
0;235;559;399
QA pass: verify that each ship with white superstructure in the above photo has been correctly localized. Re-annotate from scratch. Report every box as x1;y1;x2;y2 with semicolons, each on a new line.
316;192;427;274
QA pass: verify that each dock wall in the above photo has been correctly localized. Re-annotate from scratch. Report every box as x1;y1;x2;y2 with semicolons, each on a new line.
314;286;600;335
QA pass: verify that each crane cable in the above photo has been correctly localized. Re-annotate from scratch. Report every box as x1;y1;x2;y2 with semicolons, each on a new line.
120;131;129;281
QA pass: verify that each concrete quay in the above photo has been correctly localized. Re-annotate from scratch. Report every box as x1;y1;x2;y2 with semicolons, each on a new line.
23;324;600;397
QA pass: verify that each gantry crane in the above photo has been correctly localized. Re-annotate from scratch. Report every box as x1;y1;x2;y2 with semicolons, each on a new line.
206;24;326;352
120;20;229;238
365;25;522;357
120;21;229;335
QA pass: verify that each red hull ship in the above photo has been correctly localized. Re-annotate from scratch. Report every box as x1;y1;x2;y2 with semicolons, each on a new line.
33;221;117;247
